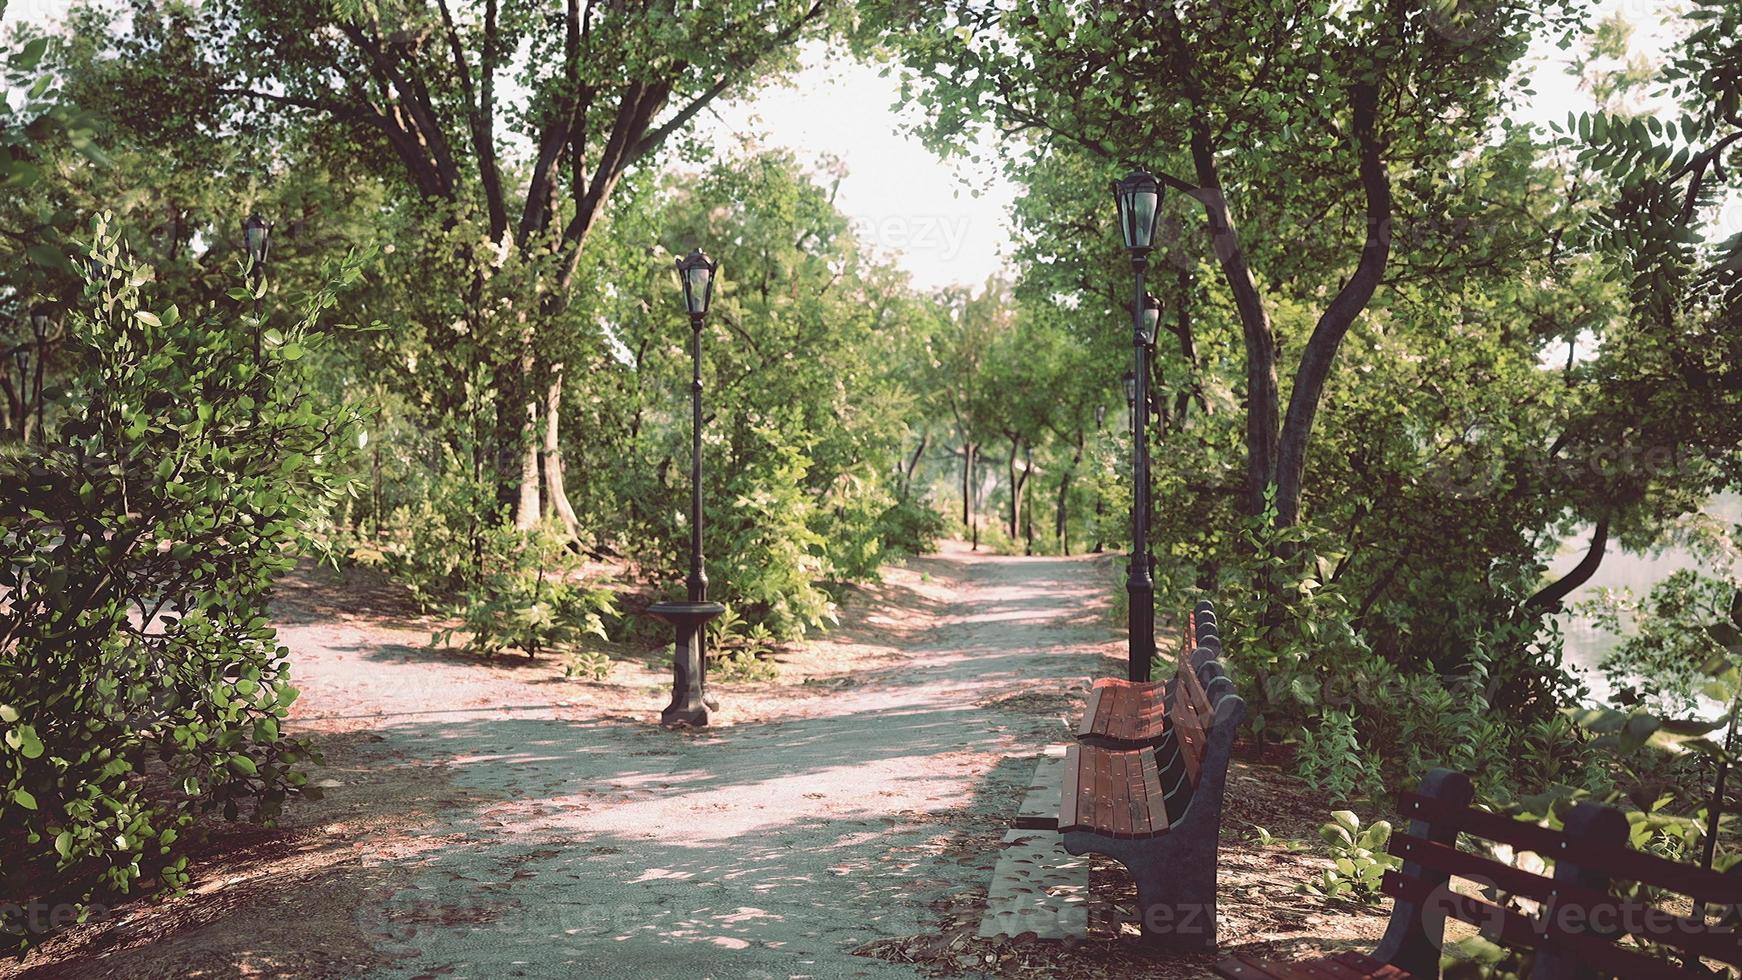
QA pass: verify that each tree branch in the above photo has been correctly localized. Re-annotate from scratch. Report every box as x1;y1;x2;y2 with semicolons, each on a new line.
1525;514;1610;613
1273;80;1392;528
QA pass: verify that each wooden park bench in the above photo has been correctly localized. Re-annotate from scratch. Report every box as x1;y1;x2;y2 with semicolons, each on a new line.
1059;599;1246;949
1217;767;1742;979
1077;601;1220;749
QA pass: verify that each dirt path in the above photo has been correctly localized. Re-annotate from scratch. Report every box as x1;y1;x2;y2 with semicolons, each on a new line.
15;542;1138;978
337;543;1117;978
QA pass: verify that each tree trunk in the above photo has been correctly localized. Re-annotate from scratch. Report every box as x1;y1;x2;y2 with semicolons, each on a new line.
541;362;581;537
961;441;976;540
1057;428;1083;556
1273;82;1391;530
968;445;981;551
1006;435;1022;540
1188;143;1278;519
512;350;541;530
901;431;929;500
1525;515;1611;613
1021;442;1035;556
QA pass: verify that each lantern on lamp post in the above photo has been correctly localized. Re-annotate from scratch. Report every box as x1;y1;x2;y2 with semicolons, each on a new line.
647;248;726;728
1112;170;1162;681
242;213;271;270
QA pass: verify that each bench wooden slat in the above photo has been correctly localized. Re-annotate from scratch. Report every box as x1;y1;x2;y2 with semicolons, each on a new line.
1391;833;1741;966
1092;743;1113;836
1058;744;1173;839
1058;744;1081;831
1179;655;1214;721
1079;679;1169;745
1383;871;1700;979
1398;791;1742;904
1171;688;1206;786
1139;748;1167;834
1077;686;1102;739
1108;750;1128;838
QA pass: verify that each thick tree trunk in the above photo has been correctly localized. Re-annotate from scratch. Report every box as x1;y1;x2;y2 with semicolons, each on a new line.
1006;435;1023;540
1273;82;1391;530
1187;130;1279;519
541;362;581;537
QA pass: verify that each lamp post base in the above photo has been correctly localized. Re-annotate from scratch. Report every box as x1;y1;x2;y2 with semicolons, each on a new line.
648;601;726;728
1126;576;1156;683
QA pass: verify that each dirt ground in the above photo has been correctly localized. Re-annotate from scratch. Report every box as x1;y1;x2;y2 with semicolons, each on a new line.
7;542;1384;979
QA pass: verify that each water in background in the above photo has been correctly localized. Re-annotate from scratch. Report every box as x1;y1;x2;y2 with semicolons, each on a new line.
1551;493;1742;704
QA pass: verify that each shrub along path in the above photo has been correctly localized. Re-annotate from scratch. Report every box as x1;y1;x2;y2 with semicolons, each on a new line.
11;542;1368;979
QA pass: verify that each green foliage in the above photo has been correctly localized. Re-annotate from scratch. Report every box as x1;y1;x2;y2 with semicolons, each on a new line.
359;457;496;612
710;648;781;684
1564;559;1742;869
564;650;614;683
0;218;360;950
706;606;781;683
708;426;836;641
1299;811;1400;906
874;499;948;559
1295;711;1381;805
1586;560;1742;715
433;522;617;660
1250;825;1309;853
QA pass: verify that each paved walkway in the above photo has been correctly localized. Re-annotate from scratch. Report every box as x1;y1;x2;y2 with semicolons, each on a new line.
306;544;1113;978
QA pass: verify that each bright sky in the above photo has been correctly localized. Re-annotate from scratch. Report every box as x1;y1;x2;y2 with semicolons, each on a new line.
698;46;1016;291
2;0;1694;289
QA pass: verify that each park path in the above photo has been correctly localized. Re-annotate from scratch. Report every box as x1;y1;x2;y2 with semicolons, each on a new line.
282;542;1119;978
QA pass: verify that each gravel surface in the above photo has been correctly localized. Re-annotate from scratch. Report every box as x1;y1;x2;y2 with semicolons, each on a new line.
12;541;1138;979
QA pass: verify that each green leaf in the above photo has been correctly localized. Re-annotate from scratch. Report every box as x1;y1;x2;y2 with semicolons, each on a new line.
12;788;37;810
134;310;162;327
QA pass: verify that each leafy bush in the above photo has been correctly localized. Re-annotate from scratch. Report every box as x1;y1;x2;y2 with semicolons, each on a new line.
711;648;781;683
874;497;948;558
1299;810;1400;905
565;650;614;682
1295;710;1380;804
1177;491;1599;804
433;522;617;659
0;220;360;950
712;427;836;641
357;453;495;611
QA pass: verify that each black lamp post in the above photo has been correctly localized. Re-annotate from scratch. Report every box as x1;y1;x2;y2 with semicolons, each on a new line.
648;248;726;728
1113;170;1162;681
243;213;270;358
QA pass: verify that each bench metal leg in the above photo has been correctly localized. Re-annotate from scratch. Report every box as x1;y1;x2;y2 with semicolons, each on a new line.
1061;694;1245;950
1063;826;1219;948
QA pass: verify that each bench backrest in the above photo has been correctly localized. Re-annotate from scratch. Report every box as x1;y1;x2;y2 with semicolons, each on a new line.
1155;605;1241;826
1375;768;1742;978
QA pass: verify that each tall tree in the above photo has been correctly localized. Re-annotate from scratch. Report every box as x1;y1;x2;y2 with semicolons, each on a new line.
862;0;1585;530
80;0;835;531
